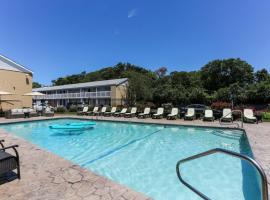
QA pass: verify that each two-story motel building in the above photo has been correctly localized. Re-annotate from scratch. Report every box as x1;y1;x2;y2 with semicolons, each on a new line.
33;78;128;107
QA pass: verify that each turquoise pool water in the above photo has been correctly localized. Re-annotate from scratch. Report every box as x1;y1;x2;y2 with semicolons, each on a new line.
0;119;261;200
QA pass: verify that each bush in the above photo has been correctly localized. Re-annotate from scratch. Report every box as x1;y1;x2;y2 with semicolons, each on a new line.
135;101;156;112
234;104;255;111
68;105;77;112
211;101;231;110
56;106;67;113
262;112;270;121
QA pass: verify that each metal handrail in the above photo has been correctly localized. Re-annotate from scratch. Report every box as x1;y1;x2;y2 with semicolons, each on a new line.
176;148;268;200
219;109;243;128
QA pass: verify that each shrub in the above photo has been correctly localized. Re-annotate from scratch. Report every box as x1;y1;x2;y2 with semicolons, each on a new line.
68;105;77;112
211;101;231;110
262;112;270;121
56;106;67;113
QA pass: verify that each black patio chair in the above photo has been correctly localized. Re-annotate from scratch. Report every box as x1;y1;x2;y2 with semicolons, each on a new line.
0;140;20;180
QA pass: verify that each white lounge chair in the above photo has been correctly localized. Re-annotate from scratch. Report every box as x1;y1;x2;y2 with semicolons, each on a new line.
185;108;195;120
87;106;99;115
167;108;178;120
221;108;233;122
95;106;107;116
114;108;127;117
104;107;117;116
77;107;88;115
44;107;54;117
203;109;214;121
152;107;164;119
138;107;151;118
28;108;38;117
125;107;137;118
243;109;257;123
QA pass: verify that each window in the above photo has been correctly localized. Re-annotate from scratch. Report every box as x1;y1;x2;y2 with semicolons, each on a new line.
26;77;29;85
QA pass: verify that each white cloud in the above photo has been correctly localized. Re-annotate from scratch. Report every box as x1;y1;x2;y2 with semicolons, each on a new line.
128;8;137;18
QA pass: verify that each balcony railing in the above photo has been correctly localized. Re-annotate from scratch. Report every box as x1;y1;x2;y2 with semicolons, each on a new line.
34;91;111;100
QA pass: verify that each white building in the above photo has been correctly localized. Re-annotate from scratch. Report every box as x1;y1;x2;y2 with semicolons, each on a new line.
33;78;128;107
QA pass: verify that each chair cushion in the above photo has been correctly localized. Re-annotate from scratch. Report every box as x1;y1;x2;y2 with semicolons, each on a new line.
11;109;18;114
23;109;28;113
17;109;23;113
45;107;51;112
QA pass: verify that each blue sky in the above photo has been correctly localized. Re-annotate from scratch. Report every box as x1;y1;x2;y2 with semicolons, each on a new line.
1;0;270;85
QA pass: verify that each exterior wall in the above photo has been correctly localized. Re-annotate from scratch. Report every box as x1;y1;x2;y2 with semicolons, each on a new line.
0;69;32;111
110;84;127;106
34;81;128;107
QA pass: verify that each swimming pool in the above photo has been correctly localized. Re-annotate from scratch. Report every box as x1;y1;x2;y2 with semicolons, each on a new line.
0;119;261;200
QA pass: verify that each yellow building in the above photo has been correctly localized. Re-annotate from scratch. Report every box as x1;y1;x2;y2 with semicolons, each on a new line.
0;55;33;111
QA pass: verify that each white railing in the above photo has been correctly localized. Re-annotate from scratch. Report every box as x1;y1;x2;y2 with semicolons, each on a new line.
34;91;111;100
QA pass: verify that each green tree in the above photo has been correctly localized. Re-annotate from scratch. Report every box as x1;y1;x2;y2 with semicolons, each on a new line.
213;87;231;102
52;71;86;85
254;68;269;83
246;81;270;103
46;58;268;106
201;58;254;92
32;82;42;88
123;71;154;105
170;71;192;87
188;87;209;104
155;67;167;79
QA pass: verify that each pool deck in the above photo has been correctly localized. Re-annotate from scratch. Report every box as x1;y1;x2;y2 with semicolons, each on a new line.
0;115;269;199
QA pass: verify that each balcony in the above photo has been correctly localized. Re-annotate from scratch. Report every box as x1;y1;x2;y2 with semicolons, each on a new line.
34;91;111;100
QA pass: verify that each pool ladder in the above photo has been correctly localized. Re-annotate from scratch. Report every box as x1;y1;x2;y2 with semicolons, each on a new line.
176;148;269;200
219;110;243;128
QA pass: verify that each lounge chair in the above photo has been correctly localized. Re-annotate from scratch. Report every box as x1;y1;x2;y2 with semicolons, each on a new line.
203;109;214;121
104;107;117;116
167;108;178;120
221;108;233;122
95;107;107;116
5;109;24;119
44;107;54;117
243;109;257;123
77;107;88;115
152;107;164;119
124;107;137;118
23;108;38;117
184;108;195;120
87;107;99;116
137;107;151;118
29;108;38;117
0;140;20;180
114;108;127;117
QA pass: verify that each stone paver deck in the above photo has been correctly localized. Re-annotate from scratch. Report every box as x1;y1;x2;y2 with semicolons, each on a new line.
0;115;269;199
